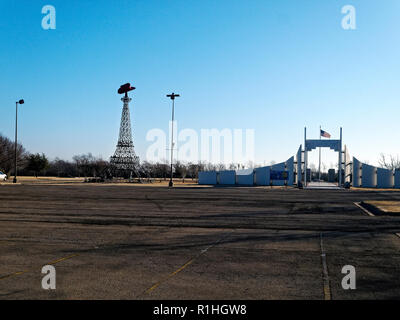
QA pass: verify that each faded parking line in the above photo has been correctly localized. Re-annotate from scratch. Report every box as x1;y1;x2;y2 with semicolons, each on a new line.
354;202;375;217
0;253;79;281
320;232;331;300
139;230;234;298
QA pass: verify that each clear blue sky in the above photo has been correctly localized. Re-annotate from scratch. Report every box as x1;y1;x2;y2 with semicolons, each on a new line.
0;0;399;168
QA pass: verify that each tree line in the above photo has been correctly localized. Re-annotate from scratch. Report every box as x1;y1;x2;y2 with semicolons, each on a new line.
0;133;209;180
2;133;399;180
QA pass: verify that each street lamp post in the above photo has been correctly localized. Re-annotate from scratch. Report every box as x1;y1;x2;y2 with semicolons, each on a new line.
166;93;180;187
13;99;24;183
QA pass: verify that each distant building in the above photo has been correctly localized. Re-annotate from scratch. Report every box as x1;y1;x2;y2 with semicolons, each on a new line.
328;169;336;182
306;169;311;182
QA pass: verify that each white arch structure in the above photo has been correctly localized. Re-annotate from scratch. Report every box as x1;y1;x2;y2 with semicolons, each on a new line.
198;128;400;189
303;127;343;187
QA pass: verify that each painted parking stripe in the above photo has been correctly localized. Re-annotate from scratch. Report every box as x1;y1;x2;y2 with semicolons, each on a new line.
145;258;195;295
354;202;375;217
320;232;331;300
140;231;234;297
0;253;79;281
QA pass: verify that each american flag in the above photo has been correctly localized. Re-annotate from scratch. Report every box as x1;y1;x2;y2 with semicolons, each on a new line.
320;129;331;138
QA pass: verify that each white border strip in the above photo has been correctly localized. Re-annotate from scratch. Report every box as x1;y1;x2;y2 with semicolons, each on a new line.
354;202;375;217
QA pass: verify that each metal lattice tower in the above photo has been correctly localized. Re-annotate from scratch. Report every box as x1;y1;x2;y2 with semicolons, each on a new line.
110;87;140;176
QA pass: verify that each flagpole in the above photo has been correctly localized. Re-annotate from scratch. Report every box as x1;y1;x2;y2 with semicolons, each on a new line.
319;125;321;181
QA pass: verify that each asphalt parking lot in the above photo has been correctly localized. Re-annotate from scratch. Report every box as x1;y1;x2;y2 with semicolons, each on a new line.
1;183;400;299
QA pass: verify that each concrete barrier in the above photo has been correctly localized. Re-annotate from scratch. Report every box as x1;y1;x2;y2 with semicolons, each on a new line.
395;170;400;189
236;169;254;185
198;171;217;185
270;162;286;186
286;156;294;186
352;158;361;187
254;166;270;186
361;163;377;188
377;168;394;188
296;146;302;185
218;170;236;185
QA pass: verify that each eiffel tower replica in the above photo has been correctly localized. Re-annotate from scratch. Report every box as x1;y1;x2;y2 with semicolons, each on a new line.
110;83;141;178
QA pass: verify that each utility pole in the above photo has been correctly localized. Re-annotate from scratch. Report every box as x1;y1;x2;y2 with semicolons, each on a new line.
339;127;343;187
304;127;307;187
13;99;24;183
166;93;180;187
319;125;321;181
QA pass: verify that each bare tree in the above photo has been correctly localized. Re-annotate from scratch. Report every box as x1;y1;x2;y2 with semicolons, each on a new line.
26;153;49;177
216;163;226;171
140;161;154;178
228;163;237;170
72;153;109;177
0;134;28;175
204;163;217;171
47;158;79;177
174;161;188;182
187;162;203;180
379;153;400;170
246;160;255;169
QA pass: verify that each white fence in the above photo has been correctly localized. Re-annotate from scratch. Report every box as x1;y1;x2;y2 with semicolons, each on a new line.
198;157;295;186
198;171;217;185
199;154;400;189
352;157;398;189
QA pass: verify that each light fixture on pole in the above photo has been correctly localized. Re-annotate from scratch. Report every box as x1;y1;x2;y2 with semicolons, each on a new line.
166;92;180;187
13;99;24;183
